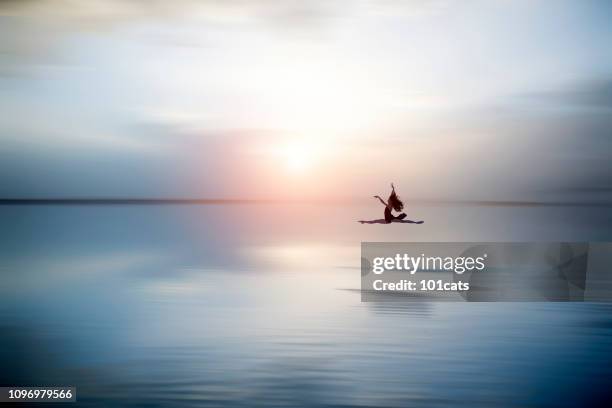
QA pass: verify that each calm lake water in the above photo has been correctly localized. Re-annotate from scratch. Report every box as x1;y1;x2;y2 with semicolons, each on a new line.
1;203;612;407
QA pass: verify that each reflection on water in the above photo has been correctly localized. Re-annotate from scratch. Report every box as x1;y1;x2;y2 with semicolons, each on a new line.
1;204;612;407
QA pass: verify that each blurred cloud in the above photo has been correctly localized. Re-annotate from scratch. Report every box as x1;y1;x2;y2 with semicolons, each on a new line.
0;0;446;23
0;0;450;74
521;77;612;110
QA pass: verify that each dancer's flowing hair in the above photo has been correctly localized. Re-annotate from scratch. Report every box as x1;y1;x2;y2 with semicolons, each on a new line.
388;188;404;212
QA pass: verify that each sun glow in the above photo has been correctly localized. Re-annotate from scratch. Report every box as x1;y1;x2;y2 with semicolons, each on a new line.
277;141;321;173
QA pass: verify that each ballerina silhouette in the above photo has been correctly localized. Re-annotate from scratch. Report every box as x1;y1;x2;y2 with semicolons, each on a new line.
359;183;423;224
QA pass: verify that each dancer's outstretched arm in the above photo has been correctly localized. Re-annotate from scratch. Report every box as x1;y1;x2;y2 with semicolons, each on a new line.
373;195;388;206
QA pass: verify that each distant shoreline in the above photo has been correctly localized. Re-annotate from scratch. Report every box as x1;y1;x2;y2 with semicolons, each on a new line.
1;198;611;207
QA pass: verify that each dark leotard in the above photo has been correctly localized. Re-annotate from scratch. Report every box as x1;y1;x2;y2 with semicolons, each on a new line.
385;207;407;223
384;207;393;223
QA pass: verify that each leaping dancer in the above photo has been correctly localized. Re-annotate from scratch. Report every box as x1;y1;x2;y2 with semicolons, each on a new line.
360;183;423;224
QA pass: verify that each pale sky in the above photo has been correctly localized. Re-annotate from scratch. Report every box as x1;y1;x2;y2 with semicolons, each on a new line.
1;0;611;201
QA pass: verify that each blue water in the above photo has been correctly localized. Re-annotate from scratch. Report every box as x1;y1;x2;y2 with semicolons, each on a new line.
1;203;612;407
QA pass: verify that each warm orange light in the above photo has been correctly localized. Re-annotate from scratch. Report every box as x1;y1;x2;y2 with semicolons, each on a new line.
282;141;316;172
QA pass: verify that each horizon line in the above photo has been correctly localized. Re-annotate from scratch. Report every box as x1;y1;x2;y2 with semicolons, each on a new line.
1;198;611;207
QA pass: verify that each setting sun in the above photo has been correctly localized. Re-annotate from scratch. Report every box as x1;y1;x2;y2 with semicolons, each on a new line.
278;141;320;173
